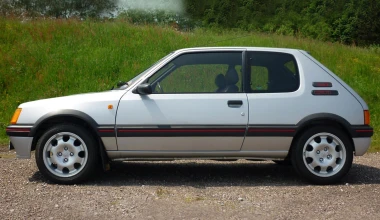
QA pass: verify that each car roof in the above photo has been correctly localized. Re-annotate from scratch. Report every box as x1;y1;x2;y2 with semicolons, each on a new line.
174;47;304;54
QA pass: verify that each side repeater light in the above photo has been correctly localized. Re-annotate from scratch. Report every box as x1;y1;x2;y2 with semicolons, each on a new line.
10;108;22;125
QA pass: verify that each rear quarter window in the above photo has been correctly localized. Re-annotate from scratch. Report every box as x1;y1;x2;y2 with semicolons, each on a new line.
248;52;300;93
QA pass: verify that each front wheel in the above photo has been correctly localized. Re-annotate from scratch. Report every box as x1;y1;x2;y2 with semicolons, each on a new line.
35;124;99;184
291;126;353;185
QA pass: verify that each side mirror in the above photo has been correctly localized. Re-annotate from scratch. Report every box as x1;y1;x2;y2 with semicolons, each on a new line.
134;83;152;95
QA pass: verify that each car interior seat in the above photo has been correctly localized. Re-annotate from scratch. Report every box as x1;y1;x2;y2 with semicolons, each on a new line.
214;74;226;93
224;66;239;93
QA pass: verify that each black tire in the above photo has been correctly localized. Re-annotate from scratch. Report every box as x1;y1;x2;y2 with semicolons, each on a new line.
35;124;99;184
291;126;353;185
272;160;292;166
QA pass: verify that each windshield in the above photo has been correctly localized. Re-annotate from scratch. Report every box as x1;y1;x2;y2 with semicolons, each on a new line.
126;52;174;86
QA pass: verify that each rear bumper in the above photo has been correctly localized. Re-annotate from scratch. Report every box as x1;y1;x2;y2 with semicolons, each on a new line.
351;125;373;156
351;125;373;138
6;125;34;159
353;137;371;156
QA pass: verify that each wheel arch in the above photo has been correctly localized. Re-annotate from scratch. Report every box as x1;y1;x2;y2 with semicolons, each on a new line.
30;110;99;151
30;110;110;171
289;113;355;155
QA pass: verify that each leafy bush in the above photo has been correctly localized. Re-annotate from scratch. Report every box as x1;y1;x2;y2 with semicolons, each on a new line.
117;9;197;31
276;23;295;36
1;0;118;18
184;0;380;46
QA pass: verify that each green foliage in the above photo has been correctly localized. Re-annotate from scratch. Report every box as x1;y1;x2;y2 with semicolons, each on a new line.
355;0;380;46
0;18;379;152
1;0;117;18
117;9;197;31
331;1;358;44
184;0;380;46
3;0;380;45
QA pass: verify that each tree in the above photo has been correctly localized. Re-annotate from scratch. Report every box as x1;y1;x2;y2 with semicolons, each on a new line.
356;0;380;45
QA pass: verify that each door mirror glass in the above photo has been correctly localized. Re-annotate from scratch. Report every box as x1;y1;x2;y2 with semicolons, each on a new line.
135;83;153;95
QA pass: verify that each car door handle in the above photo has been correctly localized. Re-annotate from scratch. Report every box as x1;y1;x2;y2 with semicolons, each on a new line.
228;100;243;108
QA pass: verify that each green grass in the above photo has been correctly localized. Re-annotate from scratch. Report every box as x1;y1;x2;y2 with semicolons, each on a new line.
0;18;379;151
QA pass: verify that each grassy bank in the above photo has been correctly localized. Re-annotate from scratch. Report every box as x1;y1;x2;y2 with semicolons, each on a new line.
1;18;379;151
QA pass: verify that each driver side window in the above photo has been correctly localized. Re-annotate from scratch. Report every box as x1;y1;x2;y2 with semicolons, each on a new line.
147;52;243;94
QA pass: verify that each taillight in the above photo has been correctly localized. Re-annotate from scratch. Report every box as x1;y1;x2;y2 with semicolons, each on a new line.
364;110;370;125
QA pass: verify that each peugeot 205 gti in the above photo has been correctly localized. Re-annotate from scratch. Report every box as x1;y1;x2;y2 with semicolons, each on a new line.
6;47;373;184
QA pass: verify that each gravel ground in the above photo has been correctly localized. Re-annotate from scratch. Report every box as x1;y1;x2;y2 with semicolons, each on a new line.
1;146;380;220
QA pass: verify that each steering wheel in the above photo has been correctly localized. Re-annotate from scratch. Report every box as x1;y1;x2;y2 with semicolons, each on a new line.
156;82;164;93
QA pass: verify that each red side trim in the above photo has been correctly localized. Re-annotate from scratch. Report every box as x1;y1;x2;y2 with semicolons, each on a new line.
98;129;115;133
249;129;295;132
356;130;373;133
5;128;31;132
118;129;245;133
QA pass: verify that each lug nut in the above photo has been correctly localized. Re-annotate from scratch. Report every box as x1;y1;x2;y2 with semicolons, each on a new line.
316;150;320;154
319;158;324;162
324;147;328;151
58;152;62;156
70;152;74;156
327;155;332;159
64;147;68;151
63;158;68;163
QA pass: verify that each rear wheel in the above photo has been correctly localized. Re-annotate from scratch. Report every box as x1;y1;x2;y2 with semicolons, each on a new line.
35;124;99;184
291;126;353;184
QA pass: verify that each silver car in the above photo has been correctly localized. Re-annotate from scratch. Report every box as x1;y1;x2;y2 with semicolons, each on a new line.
6;47;373;184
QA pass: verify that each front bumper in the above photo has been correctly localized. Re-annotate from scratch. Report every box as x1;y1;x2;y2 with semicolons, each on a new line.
9;136;33;158
6;125;34;159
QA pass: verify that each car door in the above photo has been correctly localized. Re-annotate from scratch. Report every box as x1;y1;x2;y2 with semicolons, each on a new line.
116;51;248;151
241;50;301;155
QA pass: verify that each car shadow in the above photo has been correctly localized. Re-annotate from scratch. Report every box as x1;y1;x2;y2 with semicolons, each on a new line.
29;161;380;186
